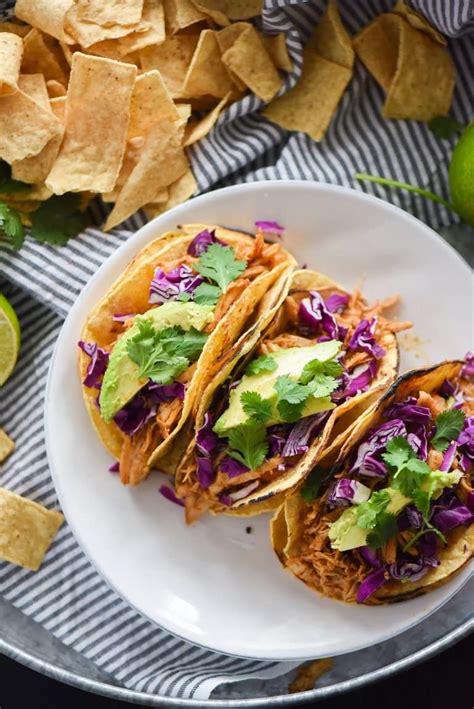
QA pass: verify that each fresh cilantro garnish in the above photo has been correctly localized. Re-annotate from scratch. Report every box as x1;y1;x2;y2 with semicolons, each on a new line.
226;423;269;470
194;243;246;292
300;467;325;504
177;292;192;302
245;353;278;376
274;375;312;423
193;282;221;306
240;391;272;423
428;116;464;140
431;409;465;452
126;322;207;384
30;194;88;245
0;202;24;250
357;489;397;549
381;436;414;471
383;436;431;507
300;358;342;397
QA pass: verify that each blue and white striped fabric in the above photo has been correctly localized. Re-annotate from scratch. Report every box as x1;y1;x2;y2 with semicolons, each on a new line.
0;0;473;700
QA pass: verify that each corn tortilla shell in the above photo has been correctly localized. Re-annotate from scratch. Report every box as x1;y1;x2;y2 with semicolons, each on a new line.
0;488;64;571
46;52;136;194
0;33;22;95
15;0;75;44
140;35;199;98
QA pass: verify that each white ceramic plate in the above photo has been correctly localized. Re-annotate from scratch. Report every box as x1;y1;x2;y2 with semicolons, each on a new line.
45;182;473;661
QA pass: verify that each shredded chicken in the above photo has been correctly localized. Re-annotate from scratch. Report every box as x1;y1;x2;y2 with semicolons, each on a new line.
156;398;182;439
417;391;447;417
120;422;161;486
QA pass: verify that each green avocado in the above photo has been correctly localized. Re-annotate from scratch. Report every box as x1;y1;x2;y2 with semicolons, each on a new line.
328;488;410;552
99;302;213;422
213;340;341;434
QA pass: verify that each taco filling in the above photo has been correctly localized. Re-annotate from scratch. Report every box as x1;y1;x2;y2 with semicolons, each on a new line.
281;358;473;604
177;282;411;522
78;227;290;485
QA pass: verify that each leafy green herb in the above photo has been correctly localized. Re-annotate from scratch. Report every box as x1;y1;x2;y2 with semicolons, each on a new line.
245;353;278;376
194;243;246;292
227;423;269;470
274;375;312;423
193;282;221;306
300;467;326;504
382;436;414;471
300;359;343;384
431;409;465;452
357;489;397;549
30;194;88;245
177;292;192;302
240;391;272;423
354;173;454;211
403;523;446;552
428;116;464;140
0;202;24;250
127;322;207;384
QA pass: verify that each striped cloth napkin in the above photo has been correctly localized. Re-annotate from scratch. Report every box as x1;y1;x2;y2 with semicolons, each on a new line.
0;0;472;700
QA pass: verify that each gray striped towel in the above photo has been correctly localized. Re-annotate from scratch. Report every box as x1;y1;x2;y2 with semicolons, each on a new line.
0;0;473;700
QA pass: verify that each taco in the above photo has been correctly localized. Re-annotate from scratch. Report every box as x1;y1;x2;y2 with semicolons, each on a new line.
271;357;474;604
176;269;411;522
78;224;296;485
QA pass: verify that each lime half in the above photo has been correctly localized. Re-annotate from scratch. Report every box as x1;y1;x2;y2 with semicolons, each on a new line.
448;122;474;227
0;294;20;386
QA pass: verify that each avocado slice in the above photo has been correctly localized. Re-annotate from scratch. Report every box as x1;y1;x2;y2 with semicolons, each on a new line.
99;302;213;422
214;340;341;434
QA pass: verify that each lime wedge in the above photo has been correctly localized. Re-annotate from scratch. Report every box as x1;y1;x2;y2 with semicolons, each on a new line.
0;294;21;386
448;122;474;227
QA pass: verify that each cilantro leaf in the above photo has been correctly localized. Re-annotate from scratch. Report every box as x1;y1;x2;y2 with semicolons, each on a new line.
241;391;272;423
428;116;464;140
193;282;221;306
30;194;88;246
0;201;24;250
300;358;342;384
245;353;278;376
307;374;340;398
392;458;431;499
274;375;312;423
126;322;207;384
177;292;192;302
194;243;246;292
382;436;415;471
431;409;465;452
300;467;325;504
227;423;269;470
366;512;398;548
357;490;397;549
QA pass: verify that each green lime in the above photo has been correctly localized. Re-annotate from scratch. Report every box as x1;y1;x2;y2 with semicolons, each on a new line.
0;294;21;386
448;122;474;227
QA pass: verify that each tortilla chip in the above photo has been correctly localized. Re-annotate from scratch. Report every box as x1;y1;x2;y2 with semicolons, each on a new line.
354;14;455;120
264;48;351;141
222;25;281;102
46;78;67;97
87;0;166;58
393;0;446;45
288;659;334;693
309;0;353;68
0;82;62;162
129;70;179;141
12;95;66;184
15;0;75;44
182;29;235;98
46;53;136;194
59;40;75;65
184;92;229;145
144;167;197;218
18;73;51;109
22;28;69;87
176;102;192;126
64;6;141;48
0;33;22;95
105;115;189;229
75;0;144;27
164;0;208;34
262;33;293;73
0;430;15;463
0;488;64;571
193;0;262;22
0;22;30;38
140;35;199;98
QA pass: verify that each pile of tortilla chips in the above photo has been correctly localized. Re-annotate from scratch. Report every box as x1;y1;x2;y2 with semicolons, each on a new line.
0;428;63;571
264;0;455;140
0;0;292;230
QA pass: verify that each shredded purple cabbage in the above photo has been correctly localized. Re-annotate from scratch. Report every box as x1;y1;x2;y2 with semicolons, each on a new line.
109;462;120;474
281;413;329;457
268;431;287;457
397;505;423;531
359;546;381;567
407;425;428;461
431;492;473;533
147;382;186;403
159;484;185;507
78;341;109;389
466;491;474;513
461;352;474;379
348;318;386;360
254;220;284;235
356;567;387;603
114;395;155;436
112;313;135;323
226;480;259;503
439;442;458;472
350;419;407;477
388;556;437;582
338;360;377;401
458;417;474;459
149;264;203;304
219;456;249;478
328;479;370;507
298;291;340;340
196;412;219;457
385;397;431;425
196;456;215;489
324;293;349;314
187;229;224;256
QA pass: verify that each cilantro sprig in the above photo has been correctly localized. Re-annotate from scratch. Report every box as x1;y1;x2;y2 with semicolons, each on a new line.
226;423;269;470
356;489;397;548
240;391;272;423
0;202;24;250
431;409;465;452
127;321;207;384
301;467;326;504
274;375;313;423
195;243;246;291
245;353;278;376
